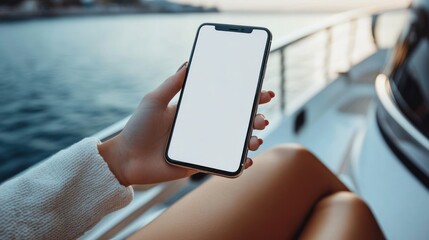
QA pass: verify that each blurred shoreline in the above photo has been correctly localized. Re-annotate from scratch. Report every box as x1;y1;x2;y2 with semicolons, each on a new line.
0;1;217;22
173;0;410;13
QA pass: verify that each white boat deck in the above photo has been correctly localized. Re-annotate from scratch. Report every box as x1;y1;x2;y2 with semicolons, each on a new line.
253;50;386;183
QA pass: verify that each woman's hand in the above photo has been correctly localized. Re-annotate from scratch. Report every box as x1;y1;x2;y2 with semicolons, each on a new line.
98;63;275;186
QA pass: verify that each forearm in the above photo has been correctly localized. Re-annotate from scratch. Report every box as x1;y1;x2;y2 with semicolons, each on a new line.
0;138;133;239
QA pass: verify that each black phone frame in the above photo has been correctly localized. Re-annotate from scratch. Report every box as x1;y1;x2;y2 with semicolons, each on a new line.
165;22;272;178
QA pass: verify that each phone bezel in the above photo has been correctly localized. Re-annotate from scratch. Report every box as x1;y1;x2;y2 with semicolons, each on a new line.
165;22;272;178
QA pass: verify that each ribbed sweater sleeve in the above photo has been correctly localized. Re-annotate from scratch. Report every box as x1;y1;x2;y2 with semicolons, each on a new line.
0;137;134;239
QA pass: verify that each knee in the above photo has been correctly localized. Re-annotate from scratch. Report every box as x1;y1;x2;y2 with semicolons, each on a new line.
269;144;316;160
306;192;384;239
264;144;322;172
317;192;372;213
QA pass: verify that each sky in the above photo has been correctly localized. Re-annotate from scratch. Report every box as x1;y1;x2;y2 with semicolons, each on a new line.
171;0;411;12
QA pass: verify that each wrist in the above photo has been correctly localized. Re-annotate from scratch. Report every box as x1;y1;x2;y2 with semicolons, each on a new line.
98;136;130;187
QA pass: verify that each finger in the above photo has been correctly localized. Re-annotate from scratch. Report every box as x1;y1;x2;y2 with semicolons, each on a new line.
248;136;263;151
253;114;269;130
147;62;187;106
244;158;253;169
259;90;275;105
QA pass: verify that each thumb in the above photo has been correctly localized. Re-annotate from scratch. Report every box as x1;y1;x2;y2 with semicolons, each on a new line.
149;62;187;106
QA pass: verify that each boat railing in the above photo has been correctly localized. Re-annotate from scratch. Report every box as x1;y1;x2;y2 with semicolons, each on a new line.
93;6;407;142
260;6;407;121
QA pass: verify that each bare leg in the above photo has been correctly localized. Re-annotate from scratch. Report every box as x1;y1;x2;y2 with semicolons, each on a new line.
130;145;380;239
299;192;385;239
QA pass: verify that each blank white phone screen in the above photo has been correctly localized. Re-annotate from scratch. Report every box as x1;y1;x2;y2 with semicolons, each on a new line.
168;25;269;173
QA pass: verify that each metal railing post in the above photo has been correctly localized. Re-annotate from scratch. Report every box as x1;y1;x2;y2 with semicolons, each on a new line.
371;14;380;49
325;27;332;83
280;47;286;113
348;19;357;69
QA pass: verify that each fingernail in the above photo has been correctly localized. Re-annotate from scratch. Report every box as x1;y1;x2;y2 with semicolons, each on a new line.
176;61;188;72
265;120;269;126
268;91;275;97
248;159;253;167
258;138;263;145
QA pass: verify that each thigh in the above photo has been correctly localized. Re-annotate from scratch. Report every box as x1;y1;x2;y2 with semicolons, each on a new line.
130;145;347;240
298;192;385;240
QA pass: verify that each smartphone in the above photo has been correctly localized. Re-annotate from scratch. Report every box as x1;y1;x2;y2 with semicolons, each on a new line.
165;23;272;177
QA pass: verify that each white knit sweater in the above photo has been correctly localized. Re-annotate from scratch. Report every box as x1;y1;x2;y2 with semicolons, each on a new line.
0;137;134;239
